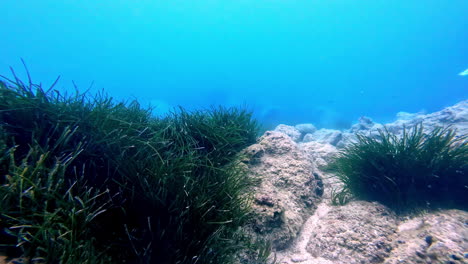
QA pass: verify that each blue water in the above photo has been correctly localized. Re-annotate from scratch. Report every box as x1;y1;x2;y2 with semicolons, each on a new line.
1;0;467;129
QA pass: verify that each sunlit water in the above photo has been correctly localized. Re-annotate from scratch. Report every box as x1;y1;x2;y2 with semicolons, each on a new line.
1;0;467;129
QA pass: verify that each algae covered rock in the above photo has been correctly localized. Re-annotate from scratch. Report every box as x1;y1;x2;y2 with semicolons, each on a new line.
306;201;397;264
274;124;302;142
302;128;342;146
299;141;339;169
296;201;468;264
384;209;468;264
241;131;323;251
295;123;317;135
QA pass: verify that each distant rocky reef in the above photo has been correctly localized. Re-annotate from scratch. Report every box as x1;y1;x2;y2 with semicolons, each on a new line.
275;100;468;148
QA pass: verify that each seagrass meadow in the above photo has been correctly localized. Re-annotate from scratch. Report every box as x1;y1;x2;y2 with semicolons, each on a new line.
0;71;271;263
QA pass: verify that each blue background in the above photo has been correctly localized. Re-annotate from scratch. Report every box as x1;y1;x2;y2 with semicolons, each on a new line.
1;0;467;129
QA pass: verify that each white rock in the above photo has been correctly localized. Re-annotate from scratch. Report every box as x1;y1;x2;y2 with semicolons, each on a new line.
275;124;302;142
240;131;323;251
295;123;317;135
299;141;338;169
384;210;468;264
349;116;382;133
306;201;397;264
302;129;342;146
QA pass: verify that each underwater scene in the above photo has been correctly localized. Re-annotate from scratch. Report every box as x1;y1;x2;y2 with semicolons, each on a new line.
1;1;467;263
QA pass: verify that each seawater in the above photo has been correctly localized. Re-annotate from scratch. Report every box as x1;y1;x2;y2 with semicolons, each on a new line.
1;0;467;129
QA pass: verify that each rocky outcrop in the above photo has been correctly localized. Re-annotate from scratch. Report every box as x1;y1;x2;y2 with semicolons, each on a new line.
302;203;468;264
303;129;342;146
239;100;468;264
272;200;468;264
295;124;317;135
298;141;338;169
276;100;468;148
306;201;397;264
239;131;324;251
274;124;318;143
384;209;468;264
274;124;302;142
384;100;468;136
349;116;383;133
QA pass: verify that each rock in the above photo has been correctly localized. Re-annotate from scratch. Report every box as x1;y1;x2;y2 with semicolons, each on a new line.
275;124;302;142
335;100;468;148
295;124;317;135
335;133;355;149
360;100;468;139
290;254;308;262
240;131;323;251
349;116;383;133
396;111;423;121
299;141;338;169
306;201;397;264
383;209;468;264
423;100;468;126
275;100;468;148
302;129;342;146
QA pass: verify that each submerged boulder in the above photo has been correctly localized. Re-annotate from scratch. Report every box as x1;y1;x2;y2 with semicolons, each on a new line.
299;141;338;169
384;209;468;264
384;100;468;136
306;201;397;264
275;99;468;148
301;202;468;264
274;124;302;142
302;129;342;146
346;100;468;143
240;131;323;251
295;123;317;135
349;116;383;133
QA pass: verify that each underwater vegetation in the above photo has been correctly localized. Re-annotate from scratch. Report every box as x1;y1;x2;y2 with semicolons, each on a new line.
328;124;468;213
0;69;269;263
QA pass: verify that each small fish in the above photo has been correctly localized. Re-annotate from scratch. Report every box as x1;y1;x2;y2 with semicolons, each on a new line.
459;68;468;76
